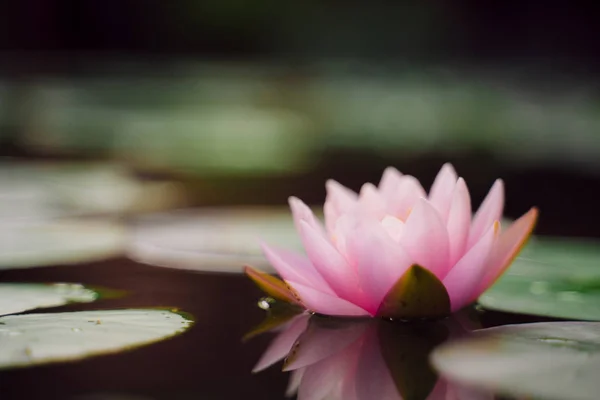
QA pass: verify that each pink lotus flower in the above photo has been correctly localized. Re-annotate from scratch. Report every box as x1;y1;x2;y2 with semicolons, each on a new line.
246;164;538;319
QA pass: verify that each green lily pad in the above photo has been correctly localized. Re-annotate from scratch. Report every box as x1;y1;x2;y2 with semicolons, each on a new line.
0;283;97;316
0;220;126;269
377;265;450;319
128;208;305;273
0;309;193;369
479;237;600;320
0;162;157;216
431;321;600;400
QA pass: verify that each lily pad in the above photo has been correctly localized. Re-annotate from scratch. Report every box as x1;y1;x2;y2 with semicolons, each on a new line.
377;265;450;319
0;283;97;316
0;162;179;216
128;208;305;273
0;179;59;222
44;164;185;214
0;220;126;269
479;237;600;320
431;321;600;400
0;309;193;369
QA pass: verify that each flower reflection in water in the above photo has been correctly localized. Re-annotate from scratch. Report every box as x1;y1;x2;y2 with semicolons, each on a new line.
248;305;492;400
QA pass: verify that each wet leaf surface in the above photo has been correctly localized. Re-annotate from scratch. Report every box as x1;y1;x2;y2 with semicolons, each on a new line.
0;283;97;316
432;321;600;400
0;309;193;369
0;220;126;270
480;237;600;320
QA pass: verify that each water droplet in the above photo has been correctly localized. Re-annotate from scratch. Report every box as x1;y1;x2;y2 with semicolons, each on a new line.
258;297;276;310
258;299;271;310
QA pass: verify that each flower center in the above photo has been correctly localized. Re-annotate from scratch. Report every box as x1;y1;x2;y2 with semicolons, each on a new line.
380;215;404;242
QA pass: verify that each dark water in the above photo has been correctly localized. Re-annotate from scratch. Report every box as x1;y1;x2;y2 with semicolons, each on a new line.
0;259;289;399
0;258;557;400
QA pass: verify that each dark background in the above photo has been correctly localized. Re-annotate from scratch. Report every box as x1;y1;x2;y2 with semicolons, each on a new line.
1;1;599;237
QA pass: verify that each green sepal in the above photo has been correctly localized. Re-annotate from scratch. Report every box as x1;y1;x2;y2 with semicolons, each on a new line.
244;265;299;305
377;265;451;319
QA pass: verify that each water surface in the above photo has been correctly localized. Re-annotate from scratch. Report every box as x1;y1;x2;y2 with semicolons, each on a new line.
0;257;565;399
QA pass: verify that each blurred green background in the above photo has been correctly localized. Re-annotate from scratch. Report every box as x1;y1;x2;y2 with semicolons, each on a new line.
1;1;600;236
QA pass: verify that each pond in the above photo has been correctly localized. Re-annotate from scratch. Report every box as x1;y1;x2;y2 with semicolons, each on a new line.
0;253;597;400
1;164;600;400
0;260;283;399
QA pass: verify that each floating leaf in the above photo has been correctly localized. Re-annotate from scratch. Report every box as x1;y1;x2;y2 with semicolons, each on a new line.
432;321;600;400
0;309;193;369
128;208;305;273
377;265;450;319
0;162;174;216
480;237;600;320
479;275;600;321
0;283;97;316
0;220;126;269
